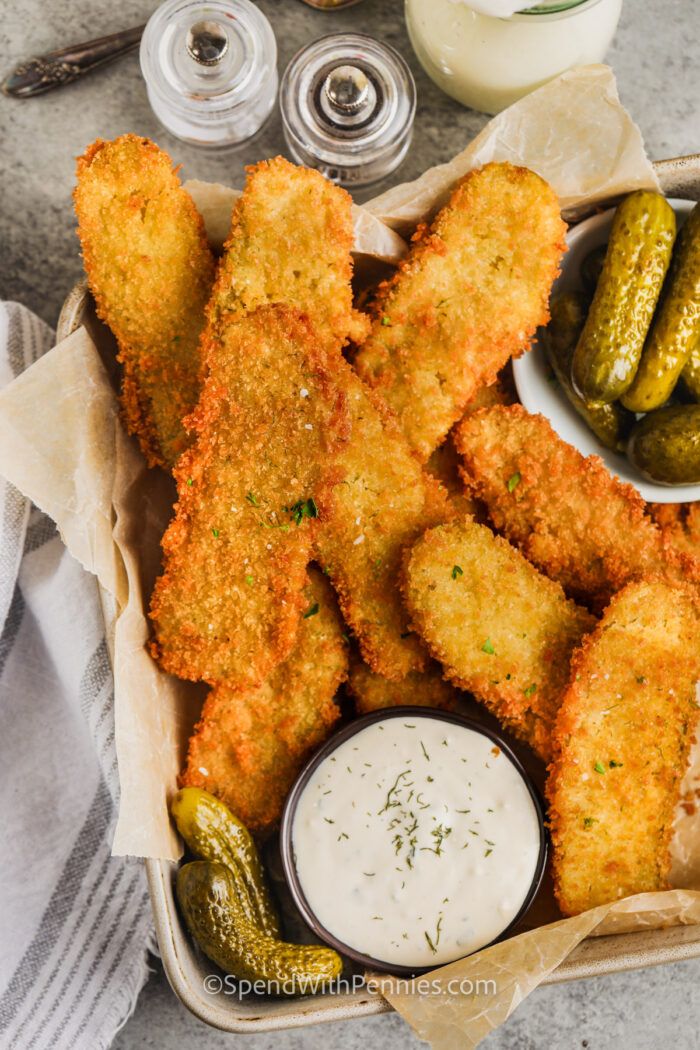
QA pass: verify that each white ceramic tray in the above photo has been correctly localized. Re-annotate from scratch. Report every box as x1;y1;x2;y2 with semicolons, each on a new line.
57;154;700;1034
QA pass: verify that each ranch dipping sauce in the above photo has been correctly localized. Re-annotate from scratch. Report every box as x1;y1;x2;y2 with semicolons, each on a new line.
288;713;544;969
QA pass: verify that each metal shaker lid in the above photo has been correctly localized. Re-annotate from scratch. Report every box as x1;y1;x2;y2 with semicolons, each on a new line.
280;33;416;187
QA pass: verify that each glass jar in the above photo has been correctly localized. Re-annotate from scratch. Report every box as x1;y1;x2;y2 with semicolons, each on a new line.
405;0;623;116
140;0;278;148
280;33;416;187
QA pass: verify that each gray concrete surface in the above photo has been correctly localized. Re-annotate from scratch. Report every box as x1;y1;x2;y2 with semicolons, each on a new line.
2;0;699;1045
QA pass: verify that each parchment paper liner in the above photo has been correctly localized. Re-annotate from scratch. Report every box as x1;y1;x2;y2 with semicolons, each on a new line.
1;63;698;1048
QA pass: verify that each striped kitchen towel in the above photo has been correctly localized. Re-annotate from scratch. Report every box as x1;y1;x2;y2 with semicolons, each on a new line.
0;302;155;1050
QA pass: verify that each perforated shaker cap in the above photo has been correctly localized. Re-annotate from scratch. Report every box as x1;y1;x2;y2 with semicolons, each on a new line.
280;33;416;187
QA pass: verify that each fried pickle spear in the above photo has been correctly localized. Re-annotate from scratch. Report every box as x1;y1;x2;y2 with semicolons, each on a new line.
315;375;451;680
648;502;700;560
456;405;697;611
347;651;460;716
403;520;595;760
355;163;566;460
208;155;369;346
74;135;216;468
181;570;347;834
548;578;700;916
149;306;348;687
207;155;450;680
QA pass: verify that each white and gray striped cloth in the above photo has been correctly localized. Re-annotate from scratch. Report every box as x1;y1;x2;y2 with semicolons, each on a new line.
0;303;155;1049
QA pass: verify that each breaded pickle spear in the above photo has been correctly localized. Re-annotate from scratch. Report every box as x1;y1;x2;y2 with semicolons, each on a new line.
347;651;460;716
355;162;566;460
213;156;450;679
455;405;689;610
623;202;700;412
315;373;450;680
180;571;348;834
403;520;595;761
149;306;349;687
74;135;216;469
572;191;676;404
548;578;700;916
208;156;368;346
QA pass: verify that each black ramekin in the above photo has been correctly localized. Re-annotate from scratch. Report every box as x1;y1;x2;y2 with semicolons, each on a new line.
279;706;548;976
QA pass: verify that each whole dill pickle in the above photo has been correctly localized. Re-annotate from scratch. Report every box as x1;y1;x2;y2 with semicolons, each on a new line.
171;787;281;937
623;203;700;412
177;861;343;995
580;244;607;294
542;292;634;451
572;191;677;404
627;405;700;484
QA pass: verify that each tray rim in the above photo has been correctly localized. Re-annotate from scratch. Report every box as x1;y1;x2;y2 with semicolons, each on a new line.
57;152;700;1034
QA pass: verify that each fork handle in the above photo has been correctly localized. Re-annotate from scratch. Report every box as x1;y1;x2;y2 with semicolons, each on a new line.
2;24;145;98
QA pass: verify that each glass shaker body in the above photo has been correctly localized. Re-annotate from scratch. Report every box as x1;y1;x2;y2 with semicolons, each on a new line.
140;0;278;148
280;33;416;187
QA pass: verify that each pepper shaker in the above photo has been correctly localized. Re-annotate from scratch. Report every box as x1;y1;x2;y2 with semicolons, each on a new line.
140;0;278;148
280;33;416;187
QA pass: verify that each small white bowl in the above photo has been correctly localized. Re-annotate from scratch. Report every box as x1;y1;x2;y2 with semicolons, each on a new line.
513;198;700;504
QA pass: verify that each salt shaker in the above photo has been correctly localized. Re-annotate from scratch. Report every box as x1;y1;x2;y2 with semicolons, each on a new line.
280;33;416;187
140;0;278;148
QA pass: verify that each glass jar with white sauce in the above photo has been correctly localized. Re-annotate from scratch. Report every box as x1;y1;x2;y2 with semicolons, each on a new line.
405;0;623;116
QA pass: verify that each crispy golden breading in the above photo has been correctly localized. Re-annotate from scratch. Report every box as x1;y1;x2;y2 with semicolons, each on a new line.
456;405;696;611
74;135;216;468
203;157;448;680
180;570;347;834
208;156;368;346
648;502;700;560
149;306;348;687
347;651;460;715
426;431;485;521
355;163;566;460
403;520;595;760
315;372;451;680
548;579;700;916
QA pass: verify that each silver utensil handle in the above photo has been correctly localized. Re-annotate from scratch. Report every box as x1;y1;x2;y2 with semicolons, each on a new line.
2;24;145;98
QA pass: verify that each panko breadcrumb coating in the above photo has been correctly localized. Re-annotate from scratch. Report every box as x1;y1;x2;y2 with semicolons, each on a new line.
456;405;698;611
648;502;700;560
548;578;700;916
402;520;595;760
316;373;451;681
347;651;460;716
74;135;216;469
209;156;368;347
355;163;566;460
149;306;349;687
215;155;449;680
180;570;347;834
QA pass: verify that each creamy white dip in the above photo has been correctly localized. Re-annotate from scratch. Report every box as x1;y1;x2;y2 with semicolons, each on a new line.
291;715;542;968
405;0;623;116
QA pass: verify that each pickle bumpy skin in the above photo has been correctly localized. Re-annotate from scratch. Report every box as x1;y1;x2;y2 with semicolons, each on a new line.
572;191;676;404
623;202;700;413
171;787;280;937
627;404;700;485
177;862;343;995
